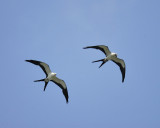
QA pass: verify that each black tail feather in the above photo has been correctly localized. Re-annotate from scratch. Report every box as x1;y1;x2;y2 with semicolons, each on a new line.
92;59;106;68
34;79;45;82
92;59;104;63
44;82;48;91
99;61;106;68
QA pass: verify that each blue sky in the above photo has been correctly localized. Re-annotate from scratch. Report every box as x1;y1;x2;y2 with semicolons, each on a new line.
0;0;160;127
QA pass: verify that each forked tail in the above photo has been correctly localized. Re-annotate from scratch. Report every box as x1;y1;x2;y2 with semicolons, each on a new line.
34;79;48;91
92;59;107;68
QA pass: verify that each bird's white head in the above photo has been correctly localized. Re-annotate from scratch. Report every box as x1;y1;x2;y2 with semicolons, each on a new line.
113;53;117;57
51;72;57;76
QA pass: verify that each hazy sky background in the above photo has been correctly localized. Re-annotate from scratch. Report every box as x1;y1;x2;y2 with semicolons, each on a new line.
0;0;160;128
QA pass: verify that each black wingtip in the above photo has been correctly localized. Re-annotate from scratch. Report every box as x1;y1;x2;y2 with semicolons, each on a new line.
83;47;87;49
25;60;30;62
122;69;125;83
25;60;41;65
63;88;69;104
25;60;33;63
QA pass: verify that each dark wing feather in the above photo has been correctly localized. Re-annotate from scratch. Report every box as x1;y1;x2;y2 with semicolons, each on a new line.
83;45;111;56
62;88;69;103
51;77;69;103
111;58;125;82
25;60;51;77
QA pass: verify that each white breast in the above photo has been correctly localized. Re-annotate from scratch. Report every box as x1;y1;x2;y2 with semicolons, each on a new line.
48;72;56;80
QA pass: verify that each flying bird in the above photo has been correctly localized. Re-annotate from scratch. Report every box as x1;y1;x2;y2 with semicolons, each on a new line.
83;45;126;82
25;60;69;103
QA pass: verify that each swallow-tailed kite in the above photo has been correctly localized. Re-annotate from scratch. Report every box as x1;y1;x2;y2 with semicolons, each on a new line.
26;60;69;103
83;45;126;82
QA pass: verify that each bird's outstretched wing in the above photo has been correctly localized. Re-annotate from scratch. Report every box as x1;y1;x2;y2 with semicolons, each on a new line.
25;60;51;77
83;45;111;56
111;57;126;82
51;76;69;103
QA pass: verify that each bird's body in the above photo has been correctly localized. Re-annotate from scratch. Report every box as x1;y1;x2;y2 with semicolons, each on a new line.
83;45;126;82
104;52;116;61
45;72;56;82
26;60;69;103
